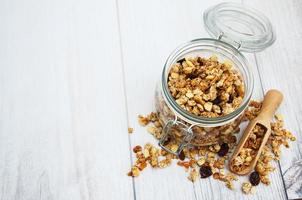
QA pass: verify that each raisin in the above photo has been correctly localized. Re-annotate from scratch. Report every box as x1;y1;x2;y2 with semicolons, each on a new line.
197;57;203;65
187;72;199;79
178;150;185;161
217;143;229;157
212;97;221;105
227;95;234;103
249;171;260;186
199;165;213;178
177;58;186;64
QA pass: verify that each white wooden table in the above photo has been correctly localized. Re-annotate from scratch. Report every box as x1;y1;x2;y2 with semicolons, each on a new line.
0;0;301;199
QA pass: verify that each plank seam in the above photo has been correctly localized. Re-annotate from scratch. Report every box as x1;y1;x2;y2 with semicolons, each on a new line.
253;53;289;200
114;0;137;199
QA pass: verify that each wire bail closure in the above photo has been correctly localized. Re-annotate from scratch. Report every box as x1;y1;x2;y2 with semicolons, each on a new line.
158;116;194;156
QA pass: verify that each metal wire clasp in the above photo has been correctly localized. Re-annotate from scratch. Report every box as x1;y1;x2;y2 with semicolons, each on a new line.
158;116;194;156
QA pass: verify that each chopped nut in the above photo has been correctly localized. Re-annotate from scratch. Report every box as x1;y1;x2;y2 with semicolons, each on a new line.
138;115;150;126
171;72;179;79
204;102;213;112
226;181;234;190
188;169;199;182
128;166;140;177
170;144;178;153
128;127;134;134
197;157;206;166
142;149;150;158
158;159;171;168
242;182;255;194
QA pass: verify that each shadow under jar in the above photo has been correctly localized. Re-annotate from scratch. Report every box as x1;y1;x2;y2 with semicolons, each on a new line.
155;3;275;156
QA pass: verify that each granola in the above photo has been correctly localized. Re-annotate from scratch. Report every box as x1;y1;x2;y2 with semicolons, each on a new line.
230;124;266;173
242;182;256;194
128;127;134;134
127;99;296;196
168;56;245;118
155;78;245;146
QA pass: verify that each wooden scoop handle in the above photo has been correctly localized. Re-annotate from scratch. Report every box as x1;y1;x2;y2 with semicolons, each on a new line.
258;89;283;120
229;89;283;175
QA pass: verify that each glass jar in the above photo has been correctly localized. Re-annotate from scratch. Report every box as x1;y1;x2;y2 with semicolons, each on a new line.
155;3;275;155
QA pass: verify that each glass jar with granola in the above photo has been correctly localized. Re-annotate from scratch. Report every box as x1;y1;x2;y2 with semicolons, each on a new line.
155;3;275;156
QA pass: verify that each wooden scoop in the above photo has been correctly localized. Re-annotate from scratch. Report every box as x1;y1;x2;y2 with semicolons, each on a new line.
229;89;283;175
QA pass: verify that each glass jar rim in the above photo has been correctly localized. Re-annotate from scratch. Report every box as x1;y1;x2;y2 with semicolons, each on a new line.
161;38;254;126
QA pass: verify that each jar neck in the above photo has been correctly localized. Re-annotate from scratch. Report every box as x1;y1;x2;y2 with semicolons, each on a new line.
161;39;254;127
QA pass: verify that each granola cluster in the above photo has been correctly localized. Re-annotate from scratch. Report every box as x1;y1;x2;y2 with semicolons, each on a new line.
128;99;296;195
242;182;256;194
168;56;245;118
243;101;296;186
127;143;175;177
155;78;244;146
230;124;266;173
129;113;239;189
128;127;134;134
138;112;163;139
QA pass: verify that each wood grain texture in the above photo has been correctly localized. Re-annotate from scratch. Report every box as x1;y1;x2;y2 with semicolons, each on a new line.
0;0;301;199
0;0;134;199
118;0;287;199
243;0;302;199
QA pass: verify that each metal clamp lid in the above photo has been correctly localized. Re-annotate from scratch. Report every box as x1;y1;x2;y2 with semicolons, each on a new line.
158;117;194;156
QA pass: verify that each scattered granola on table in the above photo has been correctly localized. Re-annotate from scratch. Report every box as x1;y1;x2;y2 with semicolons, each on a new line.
127;100;296;195
128;127;134;134
242;182;256;194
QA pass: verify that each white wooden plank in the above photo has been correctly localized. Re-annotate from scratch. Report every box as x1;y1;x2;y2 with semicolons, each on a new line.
118;0;286;199
243;1;302;199
0;0;133;199
116;1;200;199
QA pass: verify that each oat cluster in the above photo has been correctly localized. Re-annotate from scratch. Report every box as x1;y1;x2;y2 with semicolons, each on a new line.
128;100;296;195
242;182;256;194
168;56;245;118
230;124;266;173
128;127;134;134
127;143;175;177
244;101;296;186
130;113;239;189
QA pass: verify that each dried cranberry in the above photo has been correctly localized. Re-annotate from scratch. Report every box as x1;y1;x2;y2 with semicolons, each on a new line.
217;143;229;157
249;171;260;186
178;150;185;161
199;165;213;178
177;58;186;64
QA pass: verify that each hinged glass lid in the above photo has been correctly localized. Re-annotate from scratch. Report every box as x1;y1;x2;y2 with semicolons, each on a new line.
203;3;275;52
